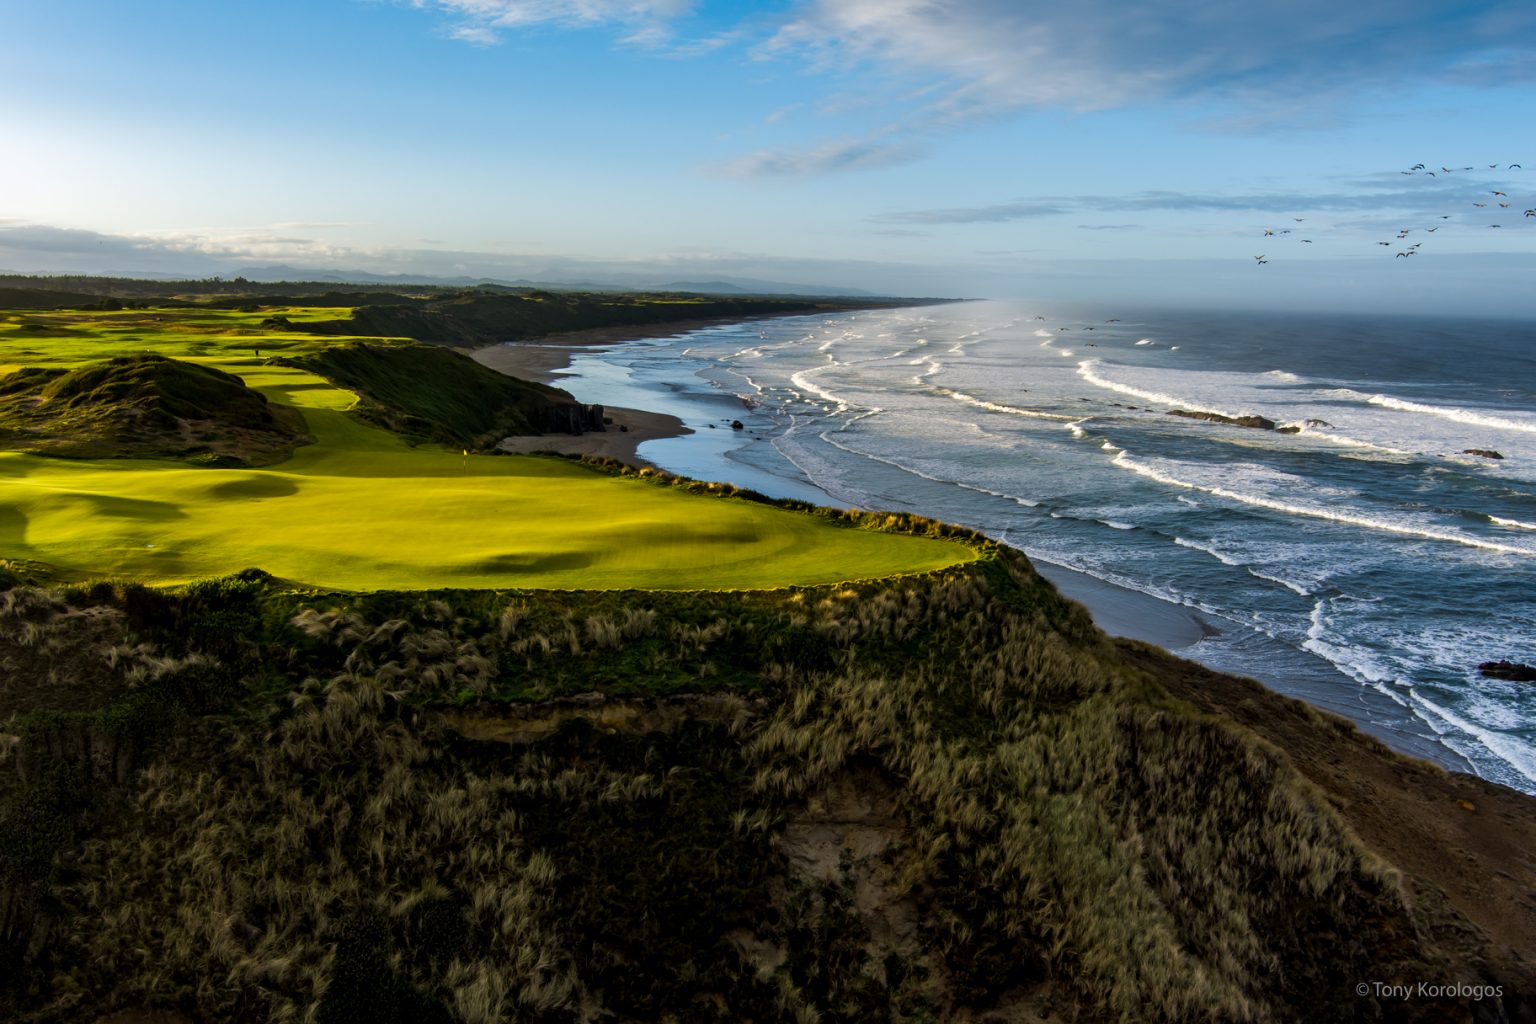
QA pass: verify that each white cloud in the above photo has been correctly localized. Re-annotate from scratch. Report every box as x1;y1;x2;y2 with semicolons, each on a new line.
785;0;1535;111
414;0;696;44
450;24;500;44
712;130;924;178
726;0;1536;174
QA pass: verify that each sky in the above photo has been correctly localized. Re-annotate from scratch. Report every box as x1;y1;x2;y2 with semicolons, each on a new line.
3;0;1535;312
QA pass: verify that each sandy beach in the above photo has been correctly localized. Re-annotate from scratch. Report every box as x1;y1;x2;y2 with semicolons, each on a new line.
1031;561;1214;651
474;341;692;467
472;342;585;386
494;405;691;464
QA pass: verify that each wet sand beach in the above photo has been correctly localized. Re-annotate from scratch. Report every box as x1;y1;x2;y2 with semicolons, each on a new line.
474;342;692;466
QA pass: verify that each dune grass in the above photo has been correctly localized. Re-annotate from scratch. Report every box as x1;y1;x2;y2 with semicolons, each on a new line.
0;308;972;590
3;556;1465;1023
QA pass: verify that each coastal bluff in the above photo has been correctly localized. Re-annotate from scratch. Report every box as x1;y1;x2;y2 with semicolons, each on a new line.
2;537;1532;1023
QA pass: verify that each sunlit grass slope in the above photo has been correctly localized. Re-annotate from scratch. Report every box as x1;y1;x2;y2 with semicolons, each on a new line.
0;308;972;590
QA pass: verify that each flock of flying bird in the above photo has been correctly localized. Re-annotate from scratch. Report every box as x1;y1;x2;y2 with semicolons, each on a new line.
1253;162;1531;265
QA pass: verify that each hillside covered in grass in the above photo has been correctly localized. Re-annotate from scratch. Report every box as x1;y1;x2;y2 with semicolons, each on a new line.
2;540;1532;1023
0;353;310;466
0;276;946;346
289;289;935;348
280;341;604;449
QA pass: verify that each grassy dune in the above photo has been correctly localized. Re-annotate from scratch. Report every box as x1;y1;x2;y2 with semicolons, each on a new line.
4;555;1530;1022
0;307;972;590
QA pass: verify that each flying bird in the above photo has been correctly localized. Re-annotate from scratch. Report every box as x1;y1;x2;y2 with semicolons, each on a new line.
1377;241;1392;246
1301;239;1313;243
1294;217;1305;222
1491;191;1507;197
1473;202;1488;207
1510;164;1522;169
1524;209;1535;217
1499;203;1511;208
1426;227;1439;232
1264;229;1276;236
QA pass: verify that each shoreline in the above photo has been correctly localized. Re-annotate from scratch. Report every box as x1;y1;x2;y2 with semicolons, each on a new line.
474;341;693;467
472;333;1220;658
470;316;1482;780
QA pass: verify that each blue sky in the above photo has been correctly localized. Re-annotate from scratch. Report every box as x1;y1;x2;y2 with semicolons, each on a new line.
3;0;1535;311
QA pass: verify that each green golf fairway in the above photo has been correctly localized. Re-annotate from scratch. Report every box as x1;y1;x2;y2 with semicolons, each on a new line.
0;309;974;590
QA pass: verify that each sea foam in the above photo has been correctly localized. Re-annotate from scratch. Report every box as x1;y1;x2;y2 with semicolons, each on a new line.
1333;389;1536;435
1076;359;1229;415
1111;451;1535;557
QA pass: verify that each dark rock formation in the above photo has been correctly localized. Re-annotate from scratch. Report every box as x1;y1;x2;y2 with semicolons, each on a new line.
540;401;605;435
1168;409;1277;431
1463;449;1504;460
1479;660;1536;682
1277;418;1335;435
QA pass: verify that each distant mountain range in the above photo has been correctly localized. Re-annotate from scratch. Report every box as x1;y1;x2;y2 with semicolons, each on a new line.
231;265;876;298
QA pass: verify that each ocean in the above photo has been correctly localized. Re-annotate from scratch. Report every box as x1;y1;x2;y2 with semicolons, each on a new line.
536;300;1536;794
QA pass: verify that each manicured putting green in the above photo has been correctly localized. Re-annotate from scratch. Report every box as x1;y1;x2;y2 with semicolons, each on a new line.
0;311;974;590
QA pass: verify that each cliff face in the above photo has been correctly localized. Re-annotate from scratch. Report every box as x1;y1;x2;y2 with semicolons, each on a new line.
2;543;1533;1023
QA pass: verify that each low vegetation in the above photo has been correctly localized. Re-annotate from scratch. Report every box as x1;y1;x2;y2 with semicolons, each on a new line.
2;546;1527;1023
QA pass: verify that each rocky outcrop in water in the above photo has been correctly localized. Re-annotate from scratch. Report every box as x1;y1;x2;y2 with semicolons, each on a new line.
1276;418;1334;435
1463;449;1504;460
1168;409;1277;430
1479;660;1536;682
